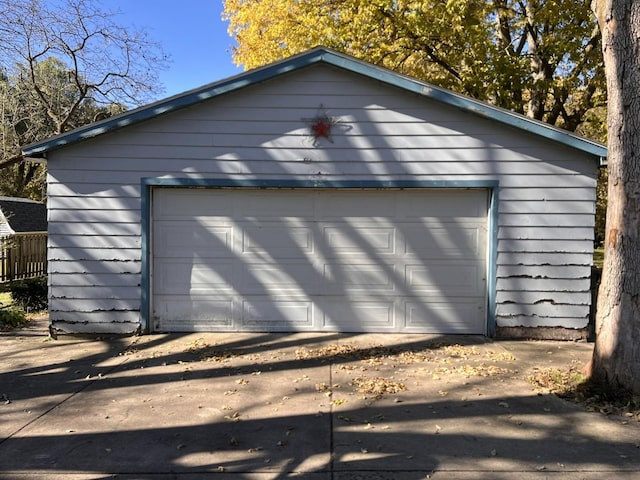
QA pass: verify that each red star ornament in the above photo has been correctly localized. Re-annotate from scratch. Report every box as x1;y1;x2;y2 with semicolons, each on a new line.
311;116;332;140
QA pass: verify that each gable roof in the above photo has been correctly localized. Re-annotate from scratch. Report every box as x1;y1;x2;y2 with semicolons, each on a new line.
0;197;47;234
21;47;607;160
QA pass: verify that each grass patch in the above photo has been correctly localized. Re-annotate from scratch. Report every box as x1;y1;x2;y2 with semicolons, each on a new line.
0;292;30;330
528;365;588;396
0;292;12;307
529;365;640;422
594;248;604;268
0;305;27;330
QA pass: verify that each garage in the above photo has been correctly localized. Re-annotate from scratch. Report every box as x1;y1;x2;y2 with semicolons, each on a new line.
151;187;488;333
23;47;605;337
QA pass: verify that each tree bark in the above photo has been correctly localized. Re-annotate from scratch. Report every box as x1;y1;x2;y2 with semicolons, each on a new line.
590;0;640;394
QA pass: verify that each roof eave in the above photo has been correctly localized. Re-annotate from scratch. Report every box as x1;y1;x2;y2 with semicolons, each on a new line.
21;47;607;160
21;49;330;158
318;52;607;159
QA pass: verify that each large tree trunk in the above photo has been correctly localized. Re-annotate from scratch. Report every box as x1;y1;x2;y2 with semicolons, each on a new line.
590;0;640;394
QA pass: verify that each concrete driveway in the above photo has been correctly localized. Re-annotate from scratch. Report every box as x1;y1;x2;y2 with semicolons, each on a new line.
1;318;639;479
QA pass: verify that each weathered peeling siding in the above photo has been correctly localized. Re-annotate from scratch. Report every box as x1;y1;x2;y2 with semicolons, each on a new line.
0;209;12;237
46;64;597;334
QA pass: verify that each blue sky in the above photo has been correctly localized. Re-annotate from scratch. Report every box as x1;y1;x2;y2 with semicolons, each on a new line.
107;0;243;99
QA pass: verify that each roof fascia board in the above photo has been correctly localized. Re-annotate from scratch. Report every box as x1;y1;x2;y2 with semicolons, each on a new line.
321;51;607;159
22;50;327;157
22;47;606;159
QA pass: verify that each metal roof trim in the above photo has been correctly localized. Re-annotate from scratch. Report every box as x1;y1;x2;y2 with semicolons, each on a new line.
22;47;607;159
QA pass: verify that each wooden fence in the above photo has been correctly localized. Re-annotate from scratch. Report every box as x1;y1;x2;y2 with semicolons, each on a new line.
0;232;47;283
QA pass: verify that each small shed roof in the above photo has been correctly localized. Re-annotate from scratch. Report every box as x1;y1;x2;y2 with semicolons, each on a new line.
0;197;47;233
21;47;607;161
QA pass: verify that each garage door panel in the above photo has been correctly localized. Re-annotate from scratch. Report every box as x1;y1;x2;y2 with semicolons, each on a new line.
317;192;397;218
405;263;485;296
323;226;396;256
154;223;234;258
156;296;234;331
155;260;236;295
404;301;484;333
155;190;235;219
242;226;314;257
240;262;319;294
152;188;488;333
403;225;483;258
240;262;400;295
323;263;397;292
242;298;313;329
320;299;395;331
239;192;315;217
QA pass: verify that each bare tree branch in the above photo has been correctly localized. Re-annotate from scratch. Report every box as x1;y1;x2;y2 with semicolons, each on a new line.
0;0;169;199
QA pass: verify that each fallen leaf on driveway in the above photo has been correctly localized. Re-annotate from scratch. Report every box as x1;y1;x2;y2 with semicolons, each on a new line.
350;376;407;399
224;412;241;422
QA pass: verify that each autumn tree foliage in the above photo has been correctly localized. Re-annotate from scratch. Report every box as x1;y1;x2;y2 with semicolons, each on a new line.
223;0;606;133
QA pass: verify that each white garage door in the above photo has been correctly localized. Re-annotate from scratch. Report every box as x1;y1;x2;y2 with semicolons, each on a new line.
151;188;488;333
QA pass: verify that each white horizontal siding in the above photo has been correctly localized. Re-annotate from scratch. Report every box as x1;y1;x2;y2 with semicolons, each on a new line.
48;174;594;190
51;156;592;174
497;303;588;318
496;316;588;329
49;196;141;210
50;285;139;300
47;210;139;224
0;210;13;237
49;260;140;274
47;180;141;198
497;278;591;291
46;64;597;333
49;235;141;249
498;227;594;240
497;265;591;278
499;187;595;201
498;252;592;265
498;291;591;305
52;298;139;311
497;240;593;253
498;213;594;227
49;310;139;322
48;310;139;335
53;137;595;163
49;222;140;237
499;200;594;215
53;272;140;286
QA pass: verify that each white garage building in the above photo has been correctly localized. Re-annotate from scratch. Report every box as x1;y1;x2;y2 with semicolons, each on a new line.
22;48;606;337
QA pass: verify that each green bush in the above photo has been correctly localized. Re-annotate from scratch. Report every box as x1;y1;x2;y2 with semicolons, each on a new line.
0;305;27;330
9;277;48;312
